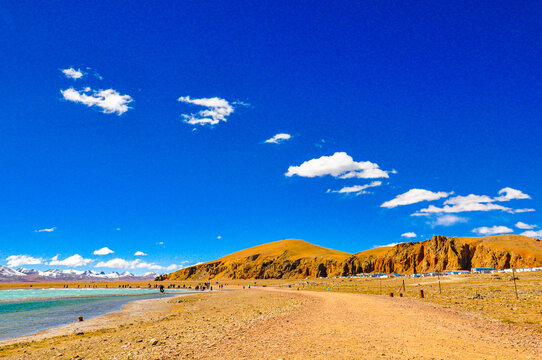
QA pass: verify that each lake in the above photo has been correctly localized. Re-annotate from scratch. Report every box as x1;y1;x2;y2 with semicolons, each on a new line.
0;287;195;341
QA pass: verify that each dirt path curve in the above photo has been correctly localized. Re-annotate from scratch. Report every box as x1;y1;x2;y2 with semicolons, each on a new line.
203;288;542;360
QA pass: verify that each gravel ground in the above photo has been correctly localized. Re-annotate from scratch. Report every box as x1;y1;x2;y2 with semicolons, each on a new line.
1;288;541;359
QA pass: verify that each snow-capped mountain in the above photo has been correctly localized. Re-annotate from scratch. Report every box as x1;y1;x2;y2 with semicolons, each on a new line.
0;265;158;282
0;265;27;278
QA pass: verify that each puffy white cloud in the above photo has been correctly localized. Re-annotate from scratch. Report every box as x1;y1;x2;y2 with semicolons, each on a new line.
434;214;468;226
286;152;390;179
35;227;56;233
327;181;382;196
178;96;233;126
61;87;133;115
515;222;537;230
265;133;292;144
414;187;532;215
6;255;42;267
61;68;83;79
49;254;92;267
495;187;531;201
95;258;164;270
166;264;180;271
217;236;222;240
520;230;542;239
381;189;451;209
472;226;514;235
134;251;147;256
93;247;114;255
401;232;417;238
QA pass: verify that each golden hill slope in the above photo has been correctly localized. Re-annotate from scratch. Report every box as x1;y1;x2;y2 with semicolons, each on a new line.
167;239;354;280
166;235;542;280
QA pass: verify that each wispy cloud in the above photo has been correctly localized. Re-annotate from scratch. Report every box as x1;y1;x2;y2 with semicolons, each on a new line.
515;222;537;230
327;181;382;196
472;226;514;235
286;152;390;179
61;68;83;79
264;133;292;144
413;188;532;215
49;254;93;267
433;214;468;226
93;247;114;255
178;96;234;126
95;258;164;270
61;87;133;115
35;227;56;233
6;255;42;267
381;189;452;209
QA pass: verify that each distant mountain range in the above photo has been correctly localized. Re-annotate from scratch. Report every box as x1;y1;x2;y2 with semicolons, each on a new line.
166;235;542;280
0;266;158;282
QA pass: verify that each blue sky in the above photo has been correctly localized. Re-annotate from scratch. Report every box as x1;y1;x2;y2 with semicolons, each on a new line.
1;2;541;274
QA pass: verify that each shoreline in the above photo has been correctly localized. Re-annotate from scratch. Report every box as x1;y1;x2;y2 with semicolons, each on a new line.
0;288;192;304
0;291;198;346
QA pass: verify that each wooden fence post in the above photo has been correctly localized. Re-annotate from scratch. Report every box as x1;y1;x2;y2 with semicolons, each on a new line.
512;268;519;300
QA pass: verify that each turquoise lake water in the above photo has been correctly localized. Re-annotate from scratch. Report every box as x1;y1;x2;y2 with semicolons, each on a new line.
0;288;195;341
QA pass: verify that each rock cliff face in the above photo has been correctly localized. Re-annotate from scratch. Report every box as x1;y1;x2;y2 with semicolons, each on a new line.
166;235;542;280
355;235;542;274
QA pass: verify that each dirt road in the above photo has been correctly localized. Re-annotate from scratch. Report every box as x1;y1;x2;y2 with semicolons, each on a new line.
203;289;541;360
1;288;540;359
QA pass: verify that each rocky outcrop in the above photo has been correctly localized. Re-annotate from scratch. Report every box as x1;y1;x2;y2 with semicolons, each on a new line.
166;235;542;280
355;235;542;274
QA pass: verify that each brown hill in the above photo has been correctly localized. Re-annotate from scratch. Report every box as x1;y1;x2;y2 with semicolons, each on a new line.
167;239;354;280
165;235;542;280
355;234;542;274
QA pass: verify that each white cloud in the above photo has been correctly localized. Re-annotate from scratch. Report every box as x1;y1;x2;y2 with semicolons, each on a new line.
116;227;121;231
61;88;133;115
472;226;514;235
6;255;42;267
35;226;56;233
49;254;92;267
434;214;468;226
520;230;542;239
61;68;83;79
515;222;537;230
401;232;417;238
327;181;382;196
265;133;292;144
414;187;532;215
286;152;390;179
217;236;222;240
166;264;180;271
134;251;147;256
513;208;536;213
495;187;531;201
178;96;234;126
95;258;164;270
381;189;452;209
93;247;114;255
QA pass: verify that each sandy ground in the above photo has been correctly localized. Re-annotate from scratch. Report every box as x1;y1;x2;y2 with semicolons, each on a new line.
1;288;541;359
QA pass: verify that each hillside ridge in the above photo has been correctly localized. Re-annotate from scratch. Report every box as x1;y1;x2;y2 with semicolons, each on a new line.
166;235;542;280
